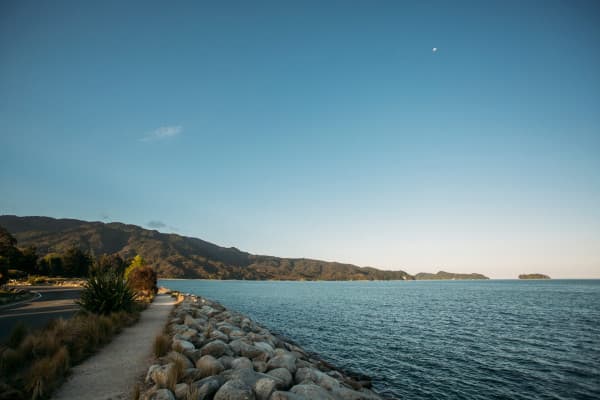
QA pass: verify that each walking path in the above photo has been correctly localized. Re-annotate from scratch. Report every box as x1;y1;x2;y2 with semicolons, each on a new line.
52;294;176;400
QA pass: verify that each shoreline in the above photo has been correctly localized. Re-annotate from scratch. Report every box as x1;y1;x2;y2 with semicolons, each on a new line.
141;290;384;400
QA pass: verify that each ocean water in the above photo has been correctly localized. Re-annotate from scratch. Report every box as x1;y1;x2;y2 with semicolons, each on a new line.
159;279;600;399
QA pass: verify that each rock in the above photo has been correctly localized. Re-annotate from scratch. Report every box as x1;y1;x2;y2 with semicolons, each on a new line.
229;329;246;339
196;355;225;378
230;339;266;359
295;360;313;370
147;363;176;387
232;357;254;370
214;379;255;400
254;377;278;400
267;368;293;390
182;367;203;382
294;367;340;390
267;354;297;374
290;384;335;400
329;387;382;400
174;383;189;400
253;360;267;373
269;392;306;400
173;339;195;351
200;340;229;358
166;351;194;369
184;314;204;330
146;364;161;384
210;329;230;342
180;328;198;341
191;376;225;400
219;355;235;369
149;388;176;400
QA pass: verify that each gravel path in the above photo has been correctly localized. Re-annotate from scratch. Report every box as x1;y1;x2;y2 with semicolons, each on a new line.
52;294;176;400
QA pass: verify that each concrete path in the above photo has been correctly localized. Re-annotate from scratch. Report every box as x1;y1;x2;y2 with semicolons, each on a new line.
52;294;176;400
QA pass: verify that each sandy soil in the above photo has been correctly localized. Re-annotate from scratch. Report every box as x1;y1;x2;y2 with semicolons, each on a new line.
52;294;176;400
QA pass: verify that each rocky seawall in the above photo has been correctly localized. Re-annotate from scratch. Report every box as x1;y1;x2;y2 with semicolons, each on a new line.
142;293;383;400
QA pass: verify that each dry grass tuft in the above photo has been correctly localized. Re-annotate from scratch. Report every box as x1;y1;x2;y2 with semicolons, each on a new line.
166;351;188;379
1;306;140;399
132;382;141;400
186;384;200;400
153;334;171;358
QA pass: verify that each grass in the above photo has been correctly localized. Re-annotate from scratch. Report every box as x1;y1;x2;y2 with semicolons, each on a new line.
0;309;142;399
153;333;171;358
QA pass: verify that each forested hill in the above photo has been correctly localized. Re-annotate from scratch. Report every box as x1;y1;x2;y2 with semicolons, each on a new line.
0;215;413;281
415;270;489;280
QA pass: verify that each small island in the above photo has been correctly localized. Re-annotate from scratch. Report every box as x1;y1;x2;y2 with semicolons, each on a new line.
519;273;551;280
415;270;489;280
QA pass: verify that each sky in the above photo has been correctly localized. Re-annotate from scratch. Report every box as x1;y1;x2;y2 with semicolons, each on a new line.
1;0;599;278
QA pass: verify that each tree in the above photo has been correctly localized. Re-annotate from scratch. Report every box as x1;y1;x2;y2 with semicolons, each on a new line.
19;246;38;274
0;226;20;284
39;253;63;276
92;253;126;277
124;255;145;281
62;246;92;277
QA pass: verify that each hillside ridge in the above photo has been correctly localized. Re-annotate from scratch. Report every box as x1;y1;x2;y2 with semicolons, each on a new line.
0;215;413;281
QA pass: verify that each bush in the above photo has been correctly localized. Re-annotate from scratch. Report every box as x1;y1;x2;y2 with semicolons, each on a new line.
127;265;157;294
77;270;135;315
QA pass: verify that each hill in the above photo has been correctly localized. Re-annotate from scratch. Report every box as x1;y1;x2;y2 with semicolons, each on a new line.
0;215;413;281
518;273;550;280
415;270;489;280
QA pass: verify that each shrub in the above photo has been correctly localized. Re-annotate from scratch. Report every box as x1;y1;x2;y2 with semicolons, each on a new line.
127;265;157;295
77;270;135;315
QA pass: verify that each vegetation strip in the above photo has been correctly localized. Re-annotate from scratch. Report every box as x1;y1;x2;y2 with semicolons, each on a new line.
140;292;382;400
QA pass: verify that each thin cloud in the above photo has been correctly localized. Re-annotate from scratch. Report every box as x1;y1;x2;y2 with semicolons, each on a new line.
147;220;166;229
141;125;182;142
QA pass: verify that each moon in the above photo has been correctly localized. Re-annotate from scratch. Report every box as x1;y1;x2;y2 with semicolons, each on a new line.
432;47;438;53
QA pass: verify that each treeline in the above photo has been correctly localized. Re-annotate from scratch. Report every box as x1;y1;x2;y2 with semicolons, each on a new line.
1;225;127;284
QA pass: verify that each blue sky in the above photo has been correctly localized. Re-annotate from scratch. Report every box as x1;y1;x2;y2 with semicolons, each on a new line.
1;0;599;278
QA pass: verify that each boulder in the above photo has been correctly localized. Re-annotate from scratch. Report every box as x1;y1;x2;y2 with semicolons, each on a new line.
253;360;267;373
147;363;176;387
174;383;189;400
267;368;293;390
254;377;278;400
294;367;340;391
219;355;235;369
232;357;254;370
329;387;382;400
196;355;225;378
230;339;266;359
166;351;194;369
267;354;297;374
290;384;335;400
269;392;306;400
214;379;255;400
191;376;225;399
200;340;229;358
173;339;195;351
149;388;176;400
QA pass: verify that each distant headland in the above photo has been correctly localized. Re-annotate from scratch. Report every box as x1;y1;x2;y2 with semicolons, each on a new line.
415;270;489;280
519;273;551;280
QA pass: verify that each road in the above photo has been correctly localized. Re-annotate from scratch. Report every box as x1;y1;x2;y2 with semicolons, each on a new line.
0;285;81;342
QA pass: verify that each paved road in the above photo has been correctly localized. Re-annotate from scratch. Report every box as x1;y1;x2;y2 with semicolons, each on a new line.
0;285;81;342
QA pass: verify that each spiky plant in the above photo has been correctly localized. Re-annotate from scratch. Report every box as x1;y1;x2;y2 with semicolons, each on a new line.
76;270;135;315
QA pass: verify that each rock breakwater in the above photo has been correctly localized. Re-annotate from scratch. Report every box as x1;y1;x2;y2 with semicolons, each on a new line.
142;293;383;400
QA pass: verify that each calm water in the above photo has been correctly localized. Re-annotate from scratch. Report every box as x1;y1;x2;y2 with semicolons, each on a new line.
160;279;600;399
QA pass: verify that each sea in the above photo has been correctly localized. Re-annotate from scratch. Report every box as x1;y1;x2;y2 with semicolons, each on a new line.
159;279;600;399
